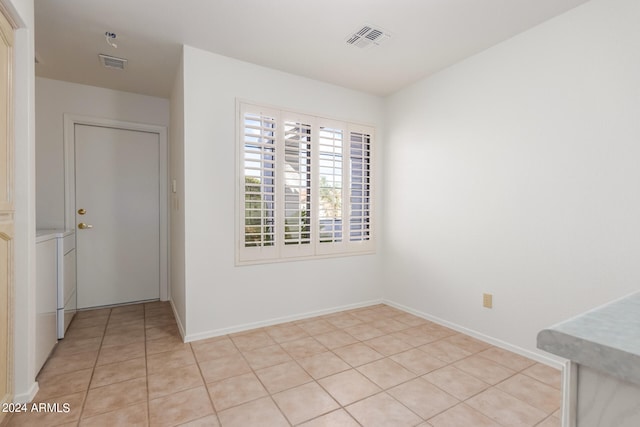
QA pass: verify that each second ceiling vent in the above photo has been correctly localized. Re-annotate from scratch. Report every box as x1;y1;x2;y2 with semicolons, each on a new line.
345;24;391;49
98;54;128;70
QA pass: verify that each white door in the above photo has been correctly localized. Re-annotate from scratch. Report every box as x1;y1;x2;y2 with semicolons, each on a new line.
75;124;160;308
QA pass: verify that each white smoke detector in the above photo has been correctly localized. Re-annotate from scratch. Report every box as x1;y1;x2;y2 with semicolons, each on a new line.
345;24;391;49
98;54;127;70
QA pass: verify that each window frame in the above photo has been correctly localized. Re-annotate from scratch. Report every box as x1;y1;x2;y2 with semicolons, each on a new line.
236;100;375;265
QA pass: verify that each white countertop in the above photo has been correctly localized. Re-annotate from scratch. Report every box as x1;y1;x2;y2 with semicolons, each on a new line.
537;291;640;386
36;229;75;243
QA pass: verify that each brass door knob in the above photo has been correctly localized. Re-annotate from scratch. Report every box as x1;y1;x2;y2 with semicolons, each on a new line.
78;208;87;215
78;222;93;229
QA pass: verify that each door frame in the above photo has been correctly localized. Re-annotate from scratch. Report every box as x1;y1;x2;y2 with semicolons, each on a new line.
0;1;14;416
63;114;169;302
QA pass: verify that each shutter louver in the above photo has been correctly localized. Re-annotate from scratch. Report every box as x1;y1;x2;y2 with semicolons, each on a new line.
318;127;344;243
243;112;277;248
349;131;372;242
283;121;312;246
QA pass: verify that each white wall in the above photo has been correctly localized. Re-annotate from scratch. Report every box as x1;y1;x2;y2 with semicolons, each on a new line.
384;0;640;358
169;52;186;333
180;46;385;339
5;0;37;403
35;77;170;228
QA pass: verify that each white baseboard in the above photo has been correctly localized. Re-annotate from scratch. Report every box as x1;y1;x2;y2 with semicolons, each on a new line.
382;299;565;370
13;381;39;404
183;298;383;343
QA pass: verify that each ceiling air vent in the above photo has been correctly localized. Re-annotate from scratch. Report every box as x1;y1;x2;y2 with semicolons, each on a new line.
98;54;128;70
345;24;391;49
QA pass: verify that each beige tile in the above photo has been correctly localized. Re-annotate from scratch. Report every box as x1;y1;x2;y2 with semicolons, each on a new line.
82;377;147;418
96;341;145;366
37;350;98;380
207;372;268;411
325;313;363;329
179;415;221;427
241;344;293;370
423;366;490;400
255;360;313;394
522;363;562;389
273;382;339;425
343;323;385;341
68;315;109;330
146;334;191;356
109;310;144;324
101;329;145;348
477;347;536;371
54;336;103;356
392;325;455;346
145;324;181;341
428;403;502;427
298;409;360;426
369;318;411;334
80;402;148;427
393;313;428;327
365;334;413;356
443;334;491;354
230;330;276;351
265;324;309;343
537;415;561;427
111;303;144;314
145;313;176;329
314;330;358;350
350;308;382;323
280;336;327;359
105;319;145;335
199;353;252;383
191;336;239;363
453;354;516;385
144;300;172;313
496;374;561;414
36;368;93;400
419;340;472;363
148;386;214;427
297;351;350;379
91;357;146;388
333;343;384;367
63;324;105;340
76;308;111;319
388;377;459;419
147;347;196;374
390;348;447;375
318;369;381;406
296;319;337;335
217;396;289;427
147;363;203;399
466;388;547;427
346;392;423;427
357;358;416;389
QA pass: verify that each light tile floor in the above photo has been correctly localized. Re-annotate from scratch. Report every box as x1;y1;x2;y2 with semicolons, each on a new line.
7;302;562;426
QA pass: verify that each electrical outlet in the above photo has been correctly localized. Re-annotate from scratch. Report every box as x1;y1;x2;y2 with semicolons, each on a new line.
483;293;493;309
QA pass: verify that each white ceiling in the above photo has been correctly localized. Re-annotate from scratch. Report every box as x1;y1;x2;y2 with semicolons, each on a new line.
34;0;591;99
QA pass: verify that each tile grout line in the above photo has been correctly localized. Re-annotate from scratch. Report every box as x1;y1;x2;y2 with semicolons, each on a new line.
76;307;112;426
192;337;222;426
143;304;150;427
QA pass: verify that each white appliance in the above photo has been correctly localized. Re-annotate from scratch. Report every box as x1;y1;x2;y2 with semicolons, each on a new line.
36;229;77;343
56;230;77;338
